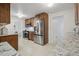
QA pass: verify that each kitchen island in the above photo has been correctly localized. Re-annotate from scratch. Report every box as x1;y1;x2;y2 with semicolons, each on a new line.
0;34;18;50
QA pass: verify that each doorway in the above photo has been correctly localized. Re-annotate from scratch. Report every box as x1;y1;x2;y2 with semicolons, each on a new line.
52;16;64;45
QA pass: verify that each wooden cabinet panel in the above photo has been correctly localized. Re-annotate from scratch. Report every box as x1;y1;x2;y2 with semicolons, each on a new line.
30;18;34;26
28;32;34;41
75;3;79;25
25;19;31;25
0;35;18;50
25;17;34;26
0;3;10;24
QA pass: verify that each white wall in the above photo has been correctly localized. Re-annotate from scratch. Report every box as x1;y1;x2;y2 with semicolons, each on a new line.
48;7;76;44
5;16;25;39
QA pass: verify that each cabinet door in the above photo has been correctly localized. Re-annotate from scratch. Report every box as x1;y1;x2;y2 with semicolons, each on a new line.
0;3;10;24
78;4;79;25
75;3;79;25
0;35;18;50
43;13;48;44
28;32;34;41
30;18;34;26
25;19;31;25
31;32;34;41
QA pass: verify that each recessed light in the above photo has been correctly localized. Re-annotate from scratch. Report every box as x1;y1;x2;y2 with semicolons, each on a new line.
16;10;27;18
48;3;54;7
17;12;25;18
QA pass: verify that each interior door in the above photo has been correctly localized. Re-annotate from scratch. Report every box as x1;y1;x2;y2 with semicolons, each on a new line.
52;16;64;45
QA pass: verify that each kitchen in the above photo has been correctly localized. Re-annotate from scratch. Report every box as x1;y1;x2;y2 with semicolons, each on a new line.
23;12;48;45
0;3;79;56
0;3;48;56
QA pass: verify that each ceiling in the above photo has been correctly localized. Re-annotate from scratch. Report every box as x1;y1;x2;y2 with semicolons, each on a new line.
11;3;74;19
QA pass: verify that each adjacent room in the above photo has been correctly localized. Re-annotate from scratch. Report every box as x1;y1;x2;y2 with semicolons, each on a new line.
0;3;79;56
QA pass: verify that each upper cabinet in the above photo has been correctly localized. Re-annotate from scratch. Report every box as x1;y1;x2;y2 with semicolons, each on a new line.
25;19;31;25
30;18;34;26
75;3;79;25
35;13;45;20
0;3;10;24
25;17;34;26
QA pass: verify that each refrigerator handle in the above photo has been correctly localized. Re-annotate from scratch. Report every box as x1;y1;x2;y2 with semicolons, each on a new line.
34;26;36;32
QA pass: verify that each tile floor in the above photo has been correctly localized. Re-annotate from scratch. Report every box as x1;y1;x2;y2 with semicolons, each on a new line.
18;32;79;56
18;38;55;56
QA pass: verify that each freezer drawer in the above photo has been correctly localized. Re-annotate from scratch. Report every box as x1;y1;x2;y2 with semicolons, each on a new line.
34;35;44;45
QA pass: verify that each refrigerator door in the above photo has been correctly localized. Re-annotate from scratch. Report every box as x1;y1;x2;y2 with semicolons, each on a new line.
34;35;44;45
34;19;44;35
39;20;44;35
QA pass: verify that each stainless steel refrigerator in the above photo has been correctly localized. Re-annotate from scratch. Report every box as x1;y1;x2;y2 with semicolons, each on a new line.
34;18;44;45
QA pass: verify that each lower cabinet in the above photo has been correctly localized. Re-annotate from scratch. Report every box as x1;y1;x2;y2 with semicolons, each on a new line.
0;34;18;50
28;32;34;41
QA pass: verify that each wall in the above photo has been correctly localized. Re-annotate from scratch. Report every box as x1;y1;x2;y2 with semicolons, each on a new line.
5;16;25;39
48;7;76;44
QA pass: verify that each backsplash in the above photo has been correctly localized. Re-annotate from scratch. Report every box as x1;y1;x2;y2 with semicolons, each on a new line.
0;26;8;35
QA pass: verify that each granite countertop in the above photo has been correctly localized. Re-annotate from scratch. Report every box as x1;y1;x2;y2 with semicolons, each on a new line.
0;42;19;56
0;33;18;37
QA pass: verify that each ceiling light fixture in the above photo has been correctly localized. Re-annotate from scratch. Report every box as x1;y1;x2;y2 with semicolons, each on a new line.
15;10;27;18
48;3;54;7
16;12;26;18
